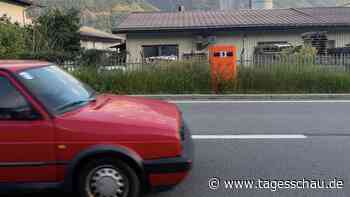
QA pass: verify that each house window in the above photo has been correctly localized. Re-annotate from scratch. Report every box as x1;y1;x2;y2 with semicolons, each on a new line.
256;41;292;53
142;45;179;59
183;52;207;60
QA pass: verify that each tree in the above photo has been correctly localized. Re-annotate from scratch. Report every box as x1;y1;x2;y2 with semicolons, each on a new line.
31;8;81;57
0;15;28;58
1;8;81;63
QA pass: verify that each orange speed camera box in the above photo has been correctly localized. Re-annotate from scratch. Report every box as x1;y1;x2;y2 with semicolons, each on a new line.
209;45;237;91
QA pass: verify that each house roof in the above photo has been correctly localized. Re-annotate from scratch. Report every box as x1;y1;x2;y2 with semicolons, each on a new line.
79;26;125;42
7;0;33;6
114;7;350;33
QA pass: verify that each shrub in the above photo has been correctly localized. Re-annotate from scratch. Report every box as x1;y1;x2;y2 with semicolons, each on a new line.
80;49;110;67
0;8;81;63
0;16;28;58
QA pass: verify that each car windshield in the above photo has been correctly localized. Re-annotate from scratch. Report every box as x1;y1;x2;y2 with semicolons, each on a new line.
16;65;96;115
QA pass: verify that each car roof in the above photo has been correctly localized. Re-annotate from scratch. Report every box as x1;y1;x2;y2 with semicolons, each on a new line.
0;60;51;72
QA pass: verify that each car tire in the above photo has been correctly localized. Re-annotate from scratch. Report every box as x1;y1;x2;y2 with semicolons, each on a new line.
78;158;140;197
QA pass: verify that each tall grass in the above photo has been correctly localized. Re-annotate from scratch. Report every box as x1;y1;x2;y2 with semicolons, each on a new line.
237;64;350;93
71;61;350;94
73;60;212;94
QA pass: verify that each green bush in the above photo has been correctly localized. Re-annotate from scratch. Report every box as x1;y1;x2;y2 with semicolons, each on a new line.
0;16;28;58
0;8;81;63
80;49;110;67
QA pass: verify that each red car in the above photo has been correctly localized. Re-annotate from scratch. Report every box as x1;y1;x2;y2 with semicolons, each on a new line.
0;60;193;197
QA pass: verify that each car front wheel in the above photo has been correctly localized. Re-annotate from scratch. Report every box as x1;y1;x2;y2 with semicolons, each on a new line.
78;158;140;197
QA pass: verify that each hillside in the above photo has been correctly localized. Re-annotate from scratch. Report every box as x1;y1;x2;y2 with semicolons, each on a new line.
274;0;336;8
146;0;337;11
147;0;193;11
30;0;339;31
32;0;158;31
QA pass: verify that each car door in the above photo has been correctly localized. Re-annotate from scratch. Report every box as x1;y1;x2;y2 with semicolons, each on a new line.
0;71;56;182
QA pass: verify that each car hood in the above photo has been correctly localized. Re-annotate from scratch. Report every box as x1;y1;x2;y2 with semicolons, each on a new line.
54;94;181;141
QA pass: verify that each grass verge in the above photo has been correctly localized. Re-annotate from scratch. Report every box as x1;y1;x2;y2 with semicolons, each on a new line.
71;61;350;94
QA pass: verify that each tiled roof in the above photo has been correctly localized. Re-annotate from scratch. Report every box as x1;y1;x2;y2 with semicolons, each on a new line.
115;7;350;33
80;26;125;41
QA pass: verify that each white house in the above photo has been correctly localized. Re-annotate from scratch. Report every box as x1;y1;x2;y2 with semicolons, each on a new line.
114;7;350;62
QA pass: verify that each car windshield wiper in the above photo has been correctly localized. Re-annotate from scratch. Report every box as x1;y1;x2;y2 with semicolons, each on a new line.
55;98;96;113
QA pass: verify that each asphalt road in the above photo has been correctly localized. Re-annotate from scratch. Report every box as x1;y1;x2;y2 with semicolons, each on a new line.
7;100;350;197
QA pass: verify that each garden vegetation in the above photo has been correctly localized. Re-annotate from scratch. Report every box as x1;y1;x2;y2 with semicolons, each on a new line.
0;8;80;63
72;60;350;94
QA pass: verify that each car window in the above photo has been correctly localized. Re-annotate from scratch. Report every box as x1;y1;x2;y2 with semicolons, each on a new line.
17;65;95;115
0;76;31;121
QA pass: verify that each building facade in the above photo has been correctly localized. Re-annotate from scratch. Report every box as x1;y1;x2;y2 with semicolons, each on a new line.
0;0;32;25
125;31;350;62
114;7;350;62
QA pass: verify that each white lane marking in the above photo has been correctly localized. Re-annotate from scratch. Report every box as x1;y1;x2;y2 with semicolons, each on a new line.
171;100;350;104
191;135;308;139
